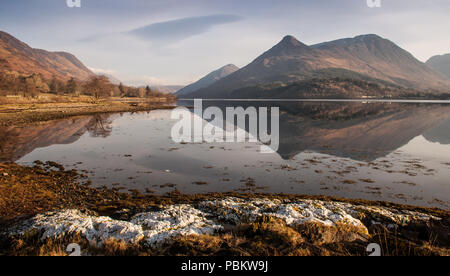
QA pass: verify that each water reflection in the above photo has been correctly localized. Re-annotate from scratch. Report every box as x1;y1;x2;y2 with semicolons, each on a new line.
0;115;113;162
0;101;449;209
179;100;450;161
86;114;113;138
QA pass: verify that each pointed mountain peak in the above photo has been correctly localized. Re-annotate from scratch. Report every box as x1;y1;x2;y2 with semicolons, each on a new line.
280;35;304;47
259;35;312;59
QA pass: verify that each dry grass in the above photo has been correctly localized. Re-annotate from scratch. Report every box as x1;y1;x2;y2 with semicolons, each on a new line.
6;232;150;256
1;162;449;256
369;225;449;256
156;217;449;256
2;205;449;256
0;99;176;126
0;162;75;220
0;94;95;105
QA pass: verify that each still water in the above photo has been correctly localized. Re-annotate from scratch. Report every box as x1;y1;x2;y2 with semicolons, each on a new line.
1;100;449;209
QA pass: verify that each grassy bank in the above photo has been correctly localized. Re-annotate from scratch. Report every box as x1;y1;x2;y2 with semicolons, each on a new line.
0;162;448;256
0;95;176;126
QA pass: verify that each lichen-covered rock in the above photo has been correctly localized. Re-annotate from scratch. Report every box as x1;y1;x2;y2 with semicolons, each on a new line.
352;205;440;227
8;205;223;248
199;198;368;234
10;210;144;245
132;205;223;247
5;197;442;249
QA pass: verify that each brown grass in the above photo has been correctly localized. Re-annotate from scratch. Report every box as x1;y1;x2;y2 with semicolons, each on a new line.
1;162;449;256
0;99;176;126
157;217;449;257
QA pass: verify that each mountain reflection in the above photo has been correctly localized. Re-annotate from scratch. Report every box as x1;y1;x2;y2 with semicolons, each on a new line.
179;100;450;161
0;114;113;162
1;102;450;163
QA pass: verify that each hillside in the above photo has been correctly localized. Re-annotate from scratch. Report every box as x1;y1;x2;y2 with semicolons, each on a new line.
148;85;183;94
426;54;450;79
176;64;239;96
0;31;94;81
184;35;450;99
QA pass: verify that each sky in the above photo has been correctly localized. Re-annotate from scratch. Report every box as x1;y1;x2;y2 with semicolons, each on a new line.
1;0;449;86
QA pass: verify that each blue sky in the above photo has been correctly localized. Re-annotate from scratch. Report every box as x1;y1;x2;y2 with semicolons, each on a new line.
1;0;449;86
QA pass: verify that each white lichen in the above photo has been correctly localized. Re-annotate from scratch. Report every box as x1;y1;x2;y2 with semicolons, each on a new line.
6;197;440;249
10;210;144;245
199;198;368;233
9;206;222;248
131;205;222;247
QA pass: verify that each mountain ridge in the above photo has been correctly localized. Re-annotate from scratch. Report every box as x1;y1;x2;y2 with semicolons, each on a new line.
0;31;94;81
176;64;239;96
183;34;450;99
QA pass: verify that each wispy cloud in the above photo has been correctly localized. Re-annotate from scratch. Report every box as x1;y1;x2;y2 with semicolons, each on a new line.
127;14;243;43
88;67;117;75
122;75;169;87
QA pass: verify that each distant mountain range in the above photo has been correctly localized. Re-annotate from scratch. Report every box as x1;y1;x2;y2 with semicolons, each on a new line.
182;34;450;99
0;31;94;81
153;85;184;94
176;64;239;96
96;73;121;85
2;30;449;99
426;54;450;79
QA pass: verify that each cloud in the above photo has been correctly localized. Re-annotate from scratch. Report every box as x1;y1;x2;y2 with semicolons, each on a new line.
127;14;243;43
88;67;117;75
121;75;169;87
88;68;167;86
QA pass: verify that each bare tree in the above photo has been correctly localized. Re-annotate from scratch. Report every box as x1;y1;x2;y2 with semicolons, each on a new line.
65;77;79;95
83;76;112;99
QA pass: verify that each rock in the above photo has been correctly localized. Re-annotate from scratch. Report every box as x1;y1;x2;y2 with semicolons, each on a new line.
9;210;143;245
132;205;222;247
8;205;223;249
5;197;441;250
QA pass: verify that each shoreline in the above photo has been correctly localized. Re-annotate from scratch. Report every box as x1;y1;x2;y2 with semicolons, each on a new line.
0;162;448;256
0;102;449;256
179;98;450;103
0;99;177;127
1;162;448;223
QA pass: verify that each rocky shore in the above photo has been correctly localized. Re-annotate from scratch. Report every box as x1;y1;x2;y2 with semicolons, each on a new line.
0;162;449;256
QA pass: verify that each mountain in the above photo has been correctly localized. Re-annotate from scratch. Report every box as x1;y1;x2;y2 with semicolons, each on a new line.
184;35;450;99
426;54;450;79
152;85;184;94
176;64;239;96
96;73;121;85
0;31;94;81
